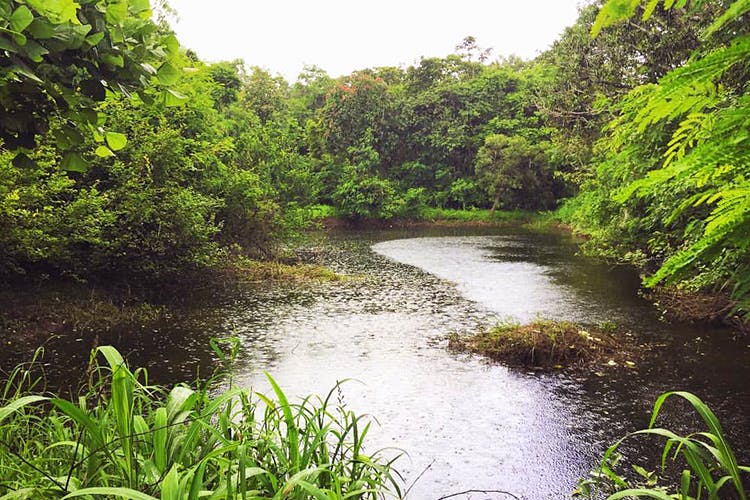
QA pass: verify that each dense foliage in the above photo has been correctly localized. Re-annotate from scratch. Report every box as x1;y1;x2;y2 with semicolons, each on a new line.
556;0;750;321
1;0;748;321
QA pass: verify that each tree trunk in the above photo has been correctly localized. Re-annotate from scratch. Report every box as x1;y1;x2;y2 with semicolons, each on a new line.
489;192;502;218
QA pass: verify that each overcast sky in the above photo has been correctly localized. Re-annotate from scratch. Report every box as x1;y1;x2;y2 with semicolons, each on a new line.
167;1;585;82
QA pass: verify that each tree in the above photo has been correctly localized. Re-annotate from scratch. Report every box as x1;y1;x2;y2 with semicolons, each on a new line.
475;134;552;213
0;0;182;168
579;0;750;319
534;0;719;186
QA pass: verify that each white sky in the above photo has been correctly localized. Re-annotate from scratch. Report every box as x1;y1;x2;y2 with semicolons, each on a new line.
167;0;585;82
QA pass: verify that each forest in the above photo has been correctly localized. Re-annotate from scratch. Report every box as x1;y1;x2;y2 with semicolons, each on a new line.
1;0;749;323
2;0;749;324
1;0;750;498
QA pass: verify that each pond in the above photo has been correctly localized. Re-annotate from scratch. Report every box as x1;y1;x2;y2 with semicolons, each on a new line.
3;226;749;499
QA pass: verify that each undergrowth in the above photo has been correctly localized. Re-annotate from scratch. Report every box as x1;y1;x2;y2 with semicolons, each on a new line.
0;341;401;499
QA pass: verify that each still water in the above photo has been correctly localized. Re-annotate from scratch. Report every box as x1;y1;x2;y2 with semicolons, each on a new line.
4;227;749;498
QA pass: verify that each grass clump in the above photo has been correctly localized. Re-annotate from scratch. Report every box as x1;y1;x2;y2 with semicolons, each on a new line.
448;319;627;370
0;342;401;499
575;391;750;499
218;254;342;283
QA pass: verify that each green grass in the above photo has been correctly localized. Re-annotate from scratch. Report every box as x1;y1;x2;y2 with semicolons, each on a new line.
0;343;402;499
219;254;342;283
448;319;627;370
576;392;750;499
419;207;535;223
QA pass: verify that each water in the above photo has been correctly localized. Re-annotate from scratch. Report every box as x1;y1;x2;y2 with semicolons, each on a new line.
2;226;749;498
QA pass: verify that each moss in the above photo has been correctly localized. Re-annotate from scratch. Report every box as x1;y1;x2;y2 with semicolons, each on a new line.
448;319;634;371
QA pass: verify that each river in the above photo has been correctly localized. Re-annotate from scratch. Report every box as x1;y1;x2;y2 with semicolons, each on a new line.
2;226;749;499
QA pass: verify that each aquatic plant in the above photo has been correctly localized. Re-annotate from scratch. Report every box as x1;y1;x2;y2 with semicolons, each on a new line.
0;343;402;499
576;391;750;499
448;319;627;370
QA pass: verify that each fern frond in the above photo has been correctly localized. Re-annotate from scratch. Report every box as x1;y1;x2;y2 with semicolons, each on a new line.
705;0;750;36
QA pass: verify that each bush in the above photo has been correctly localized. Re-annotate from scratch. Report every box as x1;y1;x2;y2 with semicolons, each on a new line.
333;168;399;219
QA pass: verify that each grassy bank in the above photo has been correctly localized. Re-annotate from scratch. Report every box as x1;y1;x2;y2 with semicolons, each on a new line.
448;319;635;371
0;345;402;499
304;204;540;228
0;255;341;361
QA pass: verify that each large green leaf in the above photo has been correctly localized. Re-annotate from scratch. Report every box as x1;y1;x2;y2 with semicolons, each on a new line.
60;152;90;172
95;145;115;157
157;61;180;85
9;6;34;32
105;2;129;24
105;131;128;151
0;395;48;425
162;88;188;107
61;488;158;500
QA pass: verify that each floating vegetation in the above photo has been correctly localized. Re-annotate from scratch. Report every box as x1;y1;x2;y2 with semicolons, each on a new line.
448;319;634;370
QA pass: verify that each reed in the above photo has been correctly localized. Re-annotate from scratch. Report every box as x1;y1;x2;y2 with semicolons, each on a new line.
0;343;401;499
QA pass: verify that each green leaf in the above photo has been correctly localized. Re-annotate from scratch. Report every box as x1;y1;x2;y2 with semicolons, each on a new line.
10;6;34;32
162;88;188;107
11;153;37;169
157;61;180;85
163;34;179;55
130;0;151;14
26;18;55;39
606;488;674;499
53;125;84;149
0;34;16;53
104;131;127;151
105;2;129;24
0;395;48;425
161;466;180;500
642;0;660;20
26;0;80;24
591;0;640;37
102;53;124;68
705;0;750;36
61;487;158;500
60;152;90;172
95;145;115;157
0;27;28;46
84;31;104;48
20;39;48;62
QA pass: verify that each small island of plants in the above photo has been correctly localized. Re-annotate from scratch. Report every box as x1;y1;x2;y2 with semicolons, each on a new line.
448;319;634;371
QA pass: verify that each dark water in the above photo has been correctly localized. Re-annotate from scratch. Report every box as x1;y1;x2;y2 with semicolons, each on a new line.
2;226;749;499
